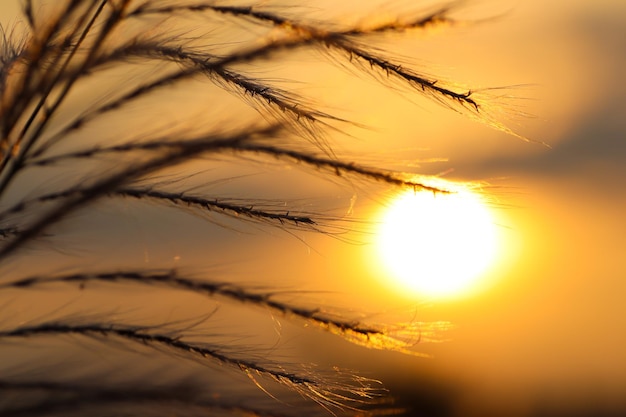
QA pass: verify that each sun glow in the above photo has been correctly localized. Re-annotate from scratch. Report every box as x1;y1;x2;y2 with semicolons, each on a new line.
376;189;499;298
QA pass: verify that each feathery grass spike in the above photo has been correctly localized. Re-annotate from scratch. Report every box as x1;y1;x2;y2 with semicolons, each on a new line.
0;1;531;415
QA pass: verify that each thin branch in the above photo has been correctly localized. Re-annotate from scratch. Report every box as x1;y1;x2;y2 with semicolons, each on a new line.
129;3;455;34
0;270;444;353
116;188;319;228
138;43;333;126
27;138;449;193
235;143;450;193
0;0;129;199
0;0;81;141
29;41;339;158
12;1;105;151
26;6;499;161
0;125;281;261
128;2;481;111
29;65;199;158
0;322;384;409
0;321;313;382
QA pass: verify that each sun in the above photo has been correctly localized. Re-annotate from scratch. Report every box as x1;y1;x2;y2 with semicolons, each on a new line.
376;188;499;298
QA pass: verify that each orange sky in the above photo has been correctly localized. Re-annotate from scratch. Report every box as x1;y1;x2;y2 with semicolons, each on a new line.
228;2;626;415
1;1;624;416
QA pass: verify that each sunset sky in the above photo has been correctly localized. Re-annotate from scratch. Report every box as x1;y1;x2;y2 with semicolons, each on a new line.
1;1;624;416
306;1;626;415
333;1;625;415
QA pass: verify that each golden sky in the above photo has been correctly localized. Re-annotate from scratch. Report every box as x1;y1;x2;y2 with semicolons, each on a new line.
323;1;626;415
0;1;624;416
201;2;625;414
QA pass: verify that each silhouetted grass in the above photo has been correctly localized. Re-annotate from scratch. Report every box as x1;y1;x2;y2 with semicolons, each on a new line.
0;1;526;416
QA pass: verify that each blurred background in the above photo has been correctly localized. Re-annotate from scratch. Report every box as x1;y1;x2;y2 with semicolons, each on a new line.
1;1;624;416
307;1;626;416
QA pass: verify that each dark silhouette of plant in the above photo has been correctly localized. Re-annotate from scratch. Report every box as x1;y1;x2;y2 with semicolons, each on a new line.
0;1;527;416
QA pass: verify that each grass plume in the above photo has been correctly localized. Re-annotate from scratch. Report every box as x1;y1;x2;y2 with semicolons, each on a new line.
1;269;450;353
0;1;530;415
